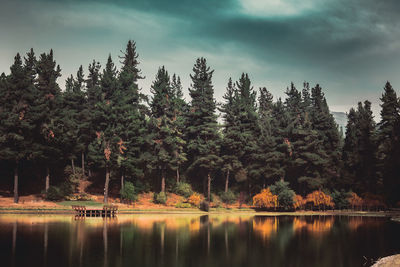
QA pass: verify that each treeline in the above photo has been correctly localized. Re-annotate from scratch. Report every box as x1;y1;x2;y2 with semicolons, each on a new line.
0;40;399;206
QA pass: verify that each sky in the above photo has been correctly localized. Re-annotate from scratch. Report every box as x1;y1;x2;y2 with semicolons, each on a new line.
1;0;400;117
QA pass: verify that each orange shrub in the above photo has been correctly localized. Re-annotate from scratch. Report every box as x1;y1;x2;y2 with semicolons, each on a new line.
363;193;386;209
253;188;278;209
306;190;334;208
187;193;202;207
347;192;363;208
293;194;305;210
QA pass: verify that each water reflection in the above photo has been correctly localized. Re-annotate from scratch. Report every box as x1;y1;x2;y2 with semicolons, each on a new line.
0;214;398;267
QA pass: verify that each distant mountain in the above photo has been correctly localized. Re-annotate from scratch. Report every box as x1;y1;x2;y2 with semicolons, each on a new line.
331;111;347;133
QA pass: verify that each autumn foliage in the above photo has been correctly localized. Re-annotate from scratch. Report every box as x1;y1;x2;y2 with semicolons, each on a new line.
306;190;334;208
253;188;278;209
187;193;202;207
347;192;363;208
293;194;306;210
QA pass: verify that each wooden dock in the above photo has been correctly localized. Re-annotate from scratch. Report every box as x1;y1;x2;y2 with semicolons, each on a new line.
72;205;118;217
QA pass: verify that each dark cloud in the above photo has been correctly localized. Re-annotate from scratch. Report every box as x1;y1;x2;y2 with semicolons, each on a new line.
1;0;400;114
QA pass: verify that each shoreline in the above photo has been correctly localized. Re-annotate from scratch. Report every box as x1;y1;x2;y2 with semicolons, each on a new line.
0;207;397;217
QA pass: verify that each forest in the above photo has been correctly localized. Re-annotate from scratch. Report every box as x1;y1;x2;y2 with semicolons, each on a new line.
0;40;399;209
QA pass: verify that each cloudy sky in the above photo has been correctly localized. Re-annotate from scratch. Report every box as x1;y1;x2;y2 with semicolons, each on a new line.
1;0;400;116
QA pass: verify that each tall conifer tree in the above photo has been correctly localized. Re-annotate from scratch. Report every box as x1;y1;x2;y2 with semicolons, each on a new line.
31;50;62;192
377;82;400;204
186;58;221;201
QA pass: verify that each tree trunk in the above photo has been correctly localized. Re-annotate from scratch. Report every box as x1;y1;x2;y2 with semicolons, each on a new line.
104;167;110;203
13;162;18;203
45;166;50;193
176;168;180;184
120;172;124;203
88;169;92;178
121;173;125;192
207;173;211;202
224;170;229;193
161;168;166;193
81;152;85;176
71;158;76;175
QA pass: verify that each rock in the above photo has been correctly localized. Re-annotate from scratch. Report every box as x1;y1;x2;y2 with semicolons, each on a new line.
372;255;400;267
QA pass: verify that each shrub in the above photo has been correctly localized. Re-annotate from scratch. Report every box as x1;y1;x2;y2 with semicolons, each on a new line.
306;190;334;209
219;190;237;204
200;201;210;212
154;192;167;204
293;194;305;210
270;180;295;210
187;193;202;207
253;188;278;209
77;193;92;201
46;186;64;201
347;192;363;208
174;182;193;198
64;166;84;193
60;181;75;197
331;190;350;209
363;193;386;210
175;202;192;208
120;182;137;202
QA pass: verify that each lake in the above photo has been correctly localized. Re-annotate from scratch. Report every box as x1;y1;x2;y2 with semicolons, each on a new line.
0;214;399;267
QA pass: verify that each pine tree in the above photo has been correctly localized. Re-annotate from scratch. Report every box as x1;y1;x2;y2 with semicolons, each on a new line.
149;66;176;192
284;83;328;193
219;78;242;192
186;58;221;201
342;102;378;194
377;82;400;204
310;84;341;186
234;73;259;193
251;87;286;190
82;60;102;176
88;55;119;203
341;108;358;189
116;40;147;192
355;101;378;193
61;66;86;174
0;52;36;202
31;50;62;193
170;74;187;184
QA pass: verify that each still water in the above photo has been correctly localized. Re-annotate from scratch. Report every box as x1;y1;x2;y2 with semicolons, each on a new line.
0;214;399;267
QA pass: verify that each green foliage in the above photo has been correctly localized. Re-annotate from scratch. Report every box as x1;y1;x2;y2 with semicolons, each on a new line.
331;190;350;209
342;101;378;193
0;43;399;208
377;82;400;204
46;186;64;201
135;179;151;193
153;192;167;204
174;182;193;198
270;180;295;210
175;202;192;208
186;58;221;201
120;182;137;202
219;190;237;204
